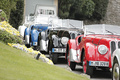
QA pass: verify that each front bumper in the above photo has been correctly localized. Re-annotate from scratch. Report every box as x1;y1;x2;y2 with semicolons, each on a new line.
52;48;66;53
89;61;109;67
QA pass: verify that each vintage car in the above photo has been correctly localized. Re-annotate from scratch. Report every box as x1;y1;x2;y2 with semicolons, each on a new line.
38;19;83;64
18;4;57;38
48;27;83;64
23;4;59;49
112;49;120;80
66;24;120;77
24;24;48;49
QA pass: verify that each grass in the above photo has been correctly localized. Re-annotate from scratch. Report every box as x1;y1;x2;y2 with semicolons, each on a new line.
0;42;89;80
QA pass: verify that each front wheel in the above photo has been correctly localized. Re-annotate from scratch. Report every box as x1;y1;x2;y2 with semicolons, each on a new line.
67;54;76;70
112;59;120;80
83;53;93;77
25;44;30;48
49;51;58;64
33;46;39;51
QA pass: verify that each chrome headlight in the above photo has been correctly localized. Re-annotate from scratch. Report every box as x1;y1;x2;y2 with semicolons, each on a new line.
98;45;108;55
61;37;69;45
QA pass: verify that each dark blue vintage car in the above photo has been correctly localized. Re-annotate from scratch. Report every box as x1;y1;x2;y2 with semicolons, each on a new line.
24;24;48;50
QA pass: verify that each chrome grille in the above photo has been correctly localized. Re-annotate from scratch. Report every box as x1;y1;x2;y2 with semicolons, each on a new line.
111;41;116;56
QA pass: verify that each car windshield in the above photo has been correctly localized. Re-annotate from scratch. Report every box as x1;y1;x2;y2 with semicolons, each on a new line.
84;24;120;35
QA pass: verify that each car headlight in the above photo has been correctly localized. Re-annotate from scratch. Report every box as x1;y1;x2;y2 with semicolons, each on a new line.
98;45;108;55
61;37;69;45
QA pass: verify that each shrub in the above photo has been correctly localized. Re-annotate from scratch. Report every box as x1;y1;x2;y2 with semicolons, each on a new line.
0;30;23;44
0;10;8;22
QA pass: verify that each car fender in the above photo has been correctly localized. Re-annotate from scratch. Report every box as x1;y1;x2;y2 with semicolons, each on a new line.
25;27;30;36
40;31;48;52
67;39;79;62
31;30;39;45
18;25;26;37
67;39;77;50
25;28;30;44
112;49;120;67
84;42;96;61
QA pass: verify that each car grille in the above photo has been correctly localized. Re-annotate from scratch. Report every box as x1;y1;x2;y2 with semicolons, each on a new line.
110;41;116;56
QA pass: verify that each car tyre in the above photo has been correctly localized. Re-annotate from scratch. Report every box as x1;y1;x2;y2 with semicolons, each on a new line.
112;58;120;80
67;54;76;70
83;53;93;77
25;44;30;48
51;53;58;64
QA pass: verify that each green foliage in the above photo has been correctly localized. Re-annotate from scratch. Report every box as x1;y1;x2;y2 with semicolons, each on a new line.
9;0;24;29
0;30;22;44
69;0;95;20
91;0;109;20
0;0;17;19
58;0;73;19
0;10;8;22
59;0;109;20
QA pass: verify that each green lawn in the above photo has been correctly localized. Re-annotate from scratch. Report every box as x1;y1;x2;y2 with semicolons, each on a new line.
0;42;89;80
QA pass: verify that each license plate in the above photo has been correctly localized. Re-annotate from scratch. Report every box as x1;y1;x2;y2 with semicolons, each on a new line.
89;61;109;67
52;48;66;53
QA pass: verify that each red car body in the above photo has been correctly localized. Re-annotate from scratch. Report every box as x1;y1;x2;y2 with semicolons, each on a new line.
66;24;120;77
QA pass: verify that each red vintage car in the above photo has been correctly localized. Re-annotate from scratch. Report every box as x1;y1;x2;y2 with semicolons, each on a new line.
66;24;120;77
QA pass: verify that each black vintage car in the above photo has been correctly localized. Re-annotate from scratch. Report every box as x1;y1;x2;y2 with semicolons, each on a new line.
47;27;84;63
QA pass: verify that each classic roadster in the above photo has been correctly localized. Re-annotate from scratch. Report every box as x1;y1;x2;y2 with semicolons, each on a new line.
24;24;48;49
66;24;120;77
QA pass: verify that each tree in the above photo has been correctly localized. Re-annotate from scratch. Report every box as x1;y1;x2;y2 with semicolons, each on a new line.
0;0;17;20
58;0;73;19
69;0;95;20
9;0;24;29
91;0;109;20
